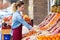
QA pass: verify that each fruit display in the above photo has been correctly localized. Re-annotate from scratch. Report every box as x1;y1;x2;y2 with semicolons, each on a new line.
22;35;37;40
50;0;60;13
48;18;60;32
22;14;31;23
39;13;60;30
51;5;57;12
22;0;60;40
3;16;12;25
57;6;60;13
22;12;60;40
37;3;60;39
51;6;60;13
23;13;60;40
22;14;33;26
37;33;60;40
3;16;12;22
22;30;37;38
39;13;55;28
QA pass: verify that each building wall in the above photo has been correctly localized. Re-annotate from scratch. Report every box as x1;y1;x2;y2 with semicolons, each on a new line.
33;0;48;25
23;0;48;25
23;0;29;15
0;0;3;9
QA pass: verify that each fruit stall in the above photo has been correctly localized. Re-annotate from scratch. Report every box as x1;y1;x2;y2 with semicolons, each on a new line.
22;0;60;40
22;12;60;40
0;0;60;40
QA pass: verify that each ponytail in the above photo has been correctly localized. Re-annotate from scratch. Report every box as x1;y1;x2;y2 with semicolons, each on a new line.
12;1;24;12
12;3;17;12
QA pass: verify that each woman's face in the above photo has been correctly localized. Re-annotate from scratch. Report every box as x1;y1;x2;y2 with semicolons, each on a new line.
18;5;24;12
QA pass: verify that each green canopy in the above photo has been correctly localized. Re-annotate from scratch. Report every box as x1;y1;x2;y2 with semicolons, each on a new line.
54;0;60;6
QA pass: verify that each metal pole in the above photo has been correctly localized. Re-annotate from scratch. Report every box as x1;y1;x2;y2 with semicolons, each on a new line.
28;0;34;19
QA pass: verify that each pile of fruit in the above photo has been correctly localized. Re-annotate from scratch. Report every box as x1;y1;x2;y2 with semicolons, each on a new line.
22;0;60;39
51;0;60;13
22;14;31;24
39;13;55;28
3;16;12;25
23;13;60;39
39;13;60;31
22;30;37;38
37;33;60;40
22;14;60;39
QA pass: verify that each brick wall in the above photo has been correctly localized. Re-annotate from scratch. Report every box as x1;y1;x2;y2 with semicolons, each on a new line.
33;0;48;25
23;0;29;15
0;0;3;9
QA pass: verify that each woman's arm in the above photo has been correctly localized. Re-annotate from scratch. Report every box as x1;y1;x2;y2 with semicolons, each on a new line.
16;13;32;30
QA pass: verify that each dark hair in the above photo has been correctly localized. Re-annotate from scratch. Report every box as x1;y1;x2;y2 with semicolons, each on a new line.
12;1;24;12
16;1;24;9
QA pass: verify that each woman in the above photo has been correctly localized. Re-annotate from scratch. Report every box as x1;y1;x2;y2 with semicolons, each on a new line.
11;1;32;40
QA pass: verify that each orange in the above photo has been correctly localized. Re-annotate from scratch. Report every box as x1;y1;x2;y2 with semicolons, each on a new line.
54;34;58;38
43;38;47;40
49;36;53;39
37;36;41;39
45;36;49;39
56;37;60;40
47;38;51;40
57;34;60;37
38;38;42;40
51;38;56;40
